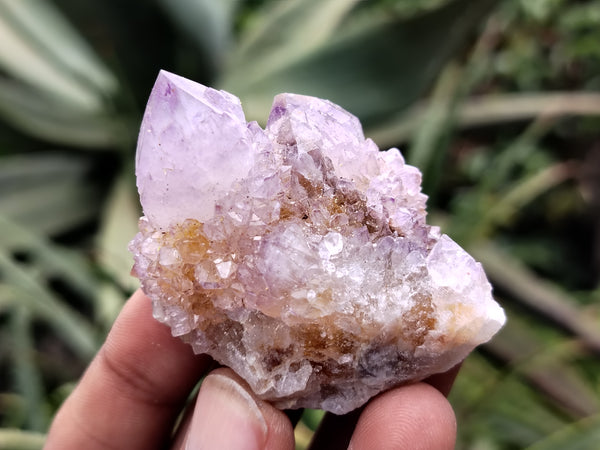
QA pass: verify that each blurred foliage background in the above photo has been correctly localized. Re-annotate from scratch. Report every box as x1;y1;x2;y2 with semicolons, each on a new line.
0;0;599;448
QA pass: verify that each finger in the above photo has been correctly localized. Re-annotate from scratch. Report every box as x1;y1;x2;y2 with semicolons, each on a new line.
182;368;295;450
308;364;461;449
347;382;456;450
46;289;212;450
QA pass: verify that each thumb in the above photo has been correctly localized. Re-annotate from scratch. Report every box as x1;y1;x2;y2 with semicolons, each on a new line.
183;368;294;450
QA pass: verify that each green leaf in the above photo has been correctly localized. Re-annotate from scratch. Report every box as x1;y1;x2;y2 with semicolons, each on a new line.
95;283;127;333
470;242;600;354
0;153;98;235
0;428;45;450
456;92;600;129
223;0;358;90
10;307;49;432
0;393;26;429
301;409;325;431
156;0;239;77
369;91;600;147
96;170;141;292
0;154;87;189
222;0;499;125
0;285;19;313
0;252;98;360
476;161;575;237
0;79;130;148
0;217;103;358
0;0;117;108
294;421;314;450
452;352;570;448
406;62;464;196
519;0;566;22
527;414;600;450
488;307;600;417
0;216;100;303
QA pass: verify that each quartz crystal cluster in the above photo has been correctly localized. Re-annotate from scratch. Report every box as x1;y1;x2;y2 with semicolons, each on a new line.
129;70;506;414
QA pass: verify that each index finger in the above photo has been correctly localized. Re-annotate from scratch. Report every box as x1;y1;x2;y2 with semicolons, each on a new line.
308;364;461;450
46;289;212;450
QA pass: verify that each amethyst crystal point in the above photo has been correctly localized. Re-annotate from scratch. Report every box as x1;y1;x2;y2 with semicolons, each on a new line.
130;70;505;414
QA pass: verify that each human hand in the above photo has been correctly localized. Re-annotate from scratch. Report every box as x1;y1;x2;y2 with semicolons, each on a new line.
45;289;457;449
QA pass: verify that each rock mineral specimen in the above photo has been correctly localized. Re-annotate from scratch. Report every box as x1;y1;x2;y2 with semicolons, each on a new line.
129;71;506;414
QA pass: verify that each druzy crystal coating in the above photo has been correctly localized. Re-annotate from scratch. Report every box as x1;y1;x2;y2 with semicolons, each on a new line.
129;71;505;414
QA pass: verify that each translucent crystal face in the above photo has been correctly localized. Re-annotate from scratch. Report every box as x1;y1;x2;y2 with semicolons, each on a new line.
129;70;506;414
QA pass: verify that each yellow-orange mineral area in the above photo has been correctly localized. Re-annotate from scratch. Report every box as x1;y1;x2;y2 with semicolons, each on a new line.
129;71;505;414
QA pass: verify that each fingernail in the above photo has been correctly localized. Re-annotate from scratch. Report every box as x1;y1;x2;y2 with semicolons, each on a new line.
185;373;267;450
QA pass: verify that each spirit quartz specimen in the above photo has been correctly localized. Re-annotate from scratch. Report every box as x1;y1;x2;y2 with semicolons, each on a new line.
129;70;506;414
